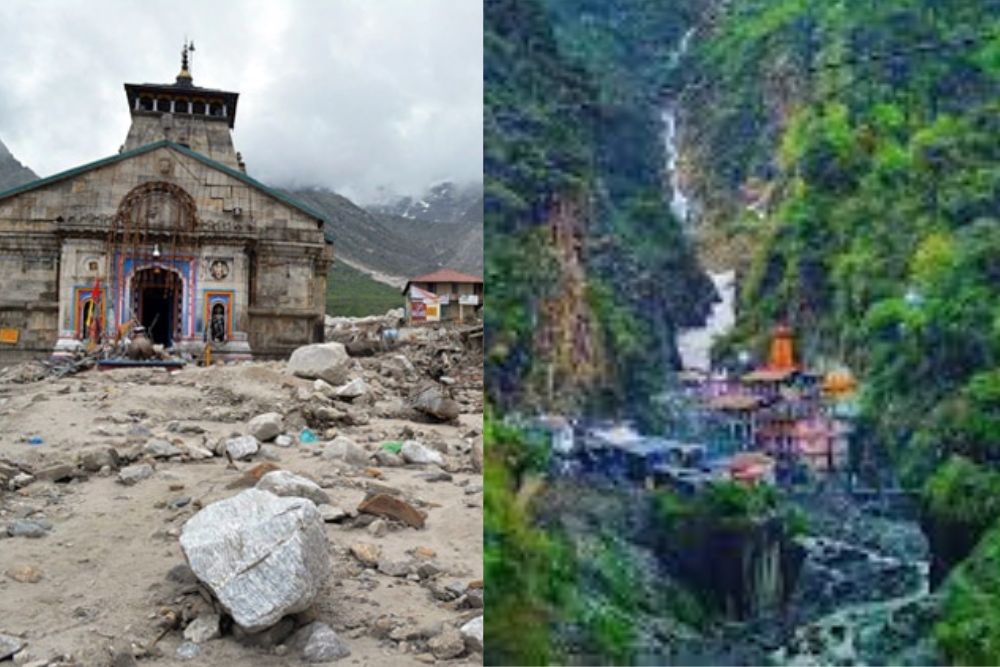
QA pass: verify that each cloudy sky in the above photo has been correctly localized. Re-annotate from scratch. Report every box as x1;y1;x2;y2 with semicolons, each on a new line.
0;0;482;203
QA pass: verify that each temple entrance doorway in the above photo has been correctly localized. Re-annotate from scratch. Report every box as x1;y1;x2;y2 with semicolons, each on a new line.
132;267;182;347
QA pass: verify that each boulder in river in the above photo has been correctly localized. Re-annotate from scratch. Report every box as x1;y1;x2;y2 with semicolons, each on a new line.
179;489;329;632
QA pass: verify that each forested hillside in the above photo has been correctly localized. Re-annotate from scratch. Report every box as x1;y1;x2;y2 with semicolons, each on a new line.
677;1;1000;662
485;0;712;424
487;0;1000;664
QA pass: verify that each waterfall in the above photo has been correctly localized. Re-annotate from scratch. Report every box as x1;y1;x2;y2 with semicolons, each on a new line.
662;28;738;371
677;270;737;371
662;28;696;226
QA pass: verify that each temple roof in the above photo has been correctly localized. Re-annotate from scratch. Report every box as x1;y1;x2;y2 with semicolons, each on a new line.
0;140;326;228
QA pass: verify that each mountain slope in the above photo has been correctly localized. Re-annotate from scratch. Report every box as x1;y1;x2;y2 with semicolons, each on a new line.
0;138;37;192
280;187;482;284
368;181;484;225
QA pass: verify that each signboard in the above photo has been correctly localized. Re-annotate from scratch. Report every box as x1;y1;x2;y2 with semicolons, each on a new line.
411;301;427;322
438;294;450;305
0;328;18;344
425;304;440;322
459;294;480;306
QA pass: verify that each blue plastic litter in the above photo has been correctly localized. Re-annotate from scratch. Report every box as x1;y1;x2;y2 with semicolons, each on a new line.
28;436;43;445
299;428;317;444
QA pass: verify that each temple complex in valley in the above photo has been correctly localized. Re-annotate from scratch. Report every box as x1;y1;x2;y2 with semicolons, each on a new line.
0;43;332;362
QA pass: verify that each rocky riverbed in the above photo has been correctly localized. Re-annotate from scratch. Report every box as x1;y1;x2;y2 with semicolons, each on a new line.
0;325;483;666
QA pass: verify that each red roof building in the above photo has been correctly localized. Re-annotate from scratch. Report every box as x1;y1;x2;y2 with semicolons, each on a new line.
403;269;483;323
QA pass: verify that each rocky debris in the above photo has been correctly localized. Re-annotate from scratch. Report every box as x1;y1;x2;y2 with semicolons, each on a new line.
401;440;445;466
471;438;483;473
33;463;76;483
176;641;201;660
357;493;426;529
5;565;43;583
78;446;121;472
460;616;483;653
374;449;404;467
429;628;466;659
223;435;260;461
332;378;366;400
256;470;330;506
7;519;51;539
320;505;348;522
288;342;351;385
179;489;329;632
320;436;369;467
117;463;154;486
143;439;181;458
248;412;283;442
0;634;25;661
8;473;34;491
377;559;411;577
182;613;221;643
166;563;198;585
275;434;294;447
411;382;461;422
292;621;351;663
232;617;295;648
350;543;381;568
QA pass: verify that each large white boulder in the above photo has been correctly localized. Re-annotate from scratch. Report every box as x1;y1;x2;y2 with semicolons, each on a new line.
179;489;330;632
288;343;351;385
248;413;283;442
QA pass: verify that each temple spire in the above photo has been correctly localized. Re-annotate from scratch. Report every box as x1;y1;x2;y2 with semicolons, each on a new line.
177;39;195;86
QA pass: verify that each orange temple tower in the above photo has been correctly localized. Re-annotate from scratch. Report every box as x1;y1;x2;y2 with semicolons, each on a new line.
766;325;797;371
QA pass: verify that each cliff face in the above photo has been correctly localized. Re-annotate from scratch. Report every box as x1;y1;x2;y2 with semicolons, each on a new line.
0;138;38;192
485;0;712;423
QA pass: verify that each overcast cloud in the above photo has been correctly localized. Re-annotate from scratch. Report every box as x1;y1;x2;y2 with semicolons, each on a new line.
0;0;482;203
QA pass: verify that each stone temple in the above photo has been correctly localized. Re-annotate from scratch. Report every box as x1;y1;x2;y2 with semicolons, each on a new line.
0;45;332;362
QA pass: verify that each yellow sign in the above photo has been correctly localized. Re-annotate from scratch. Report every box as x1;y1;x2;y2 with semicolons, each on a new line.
0;328;18;344
425;304;440;322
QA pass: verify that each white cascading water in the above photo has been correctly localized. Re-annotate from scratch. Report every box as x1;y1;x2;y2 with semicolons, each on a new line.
662;28;738;371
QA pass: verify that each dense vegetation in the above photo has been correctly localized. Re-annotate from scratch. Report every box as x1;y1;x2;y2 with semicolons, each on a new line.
485;0;712;427
677;0;1000;661
324;259;401;317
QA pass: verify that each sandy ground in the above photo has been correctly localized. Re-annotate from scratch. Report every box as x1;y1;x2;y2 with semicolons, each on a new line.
0;360;483;667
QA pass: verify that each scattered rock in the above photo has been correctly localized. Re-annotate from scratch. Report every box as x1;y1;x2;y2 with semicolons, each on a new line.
367;519;387;538
377;559;410;577
5;565;43;583
166;563;198;585
470;438;483;473
183;613;221;643
319;505;348;523
416;561;442;579
7;520;51;538
460;616;483;653
179;489;329;632
175;641;201;660
429;628;466;659
333;378;367;400
374;450;404;467
320;436;369;467
232;617;295;648
35;463;76;482
275;435;293;448
400;441;445;466
256;470;330;506
9;473;33;490
0;634;24;661
293;622;351;663
117;463;154;486
143;439;181;458
288;342;352;385
410;382;461;422
358;493;426;529
224;435;260;461
248;413;283;442
350;543;381;568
